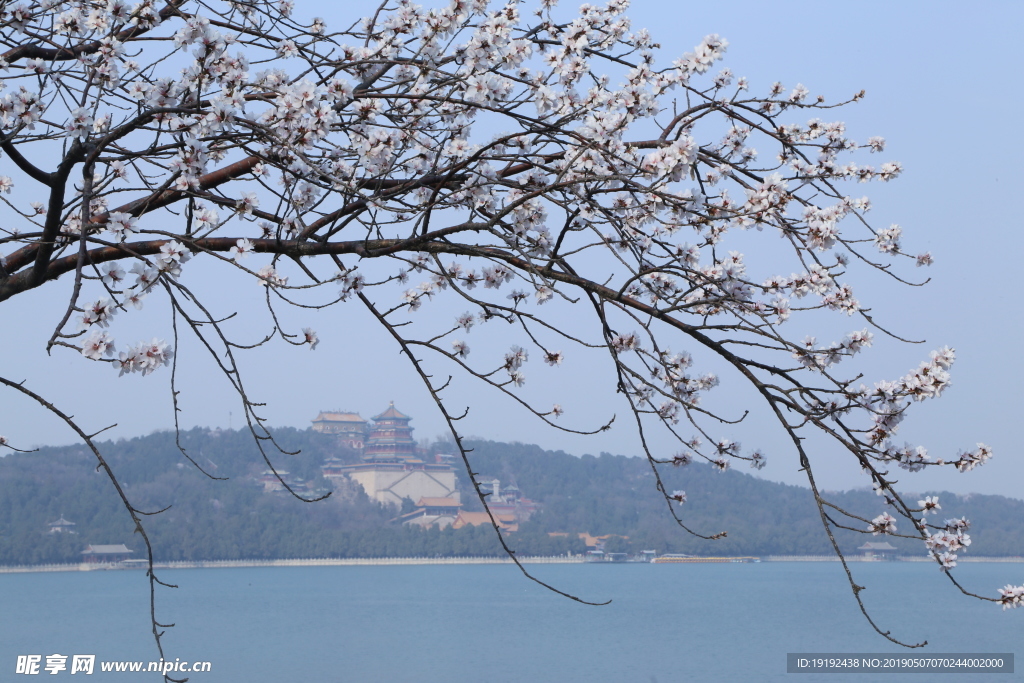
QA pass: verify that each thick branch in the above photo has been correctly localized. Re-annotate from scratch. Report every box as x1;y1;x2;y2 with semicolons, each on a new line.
1;0;188;63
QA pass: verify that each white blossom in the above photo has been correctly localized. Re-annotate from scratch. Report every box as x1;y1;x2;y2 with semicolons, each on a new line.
231;238;254;261
65;107;94;140
451;340;469;358
302;327;319;350
998;585;1024;610
504;346;528;370
79;298;117;330
81;331;115;359
874;224;901;254
256;265;287;287
237;192;259;214
100;263;127;288
105;212;137;241
672;452;692;467
955;444;992;473
869;512;896;535
156;242;192;274
115;338;173;376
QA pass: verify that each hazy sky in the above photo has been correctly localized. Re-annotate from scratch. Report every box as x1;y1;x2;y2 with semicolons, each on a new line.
2;1;1022;501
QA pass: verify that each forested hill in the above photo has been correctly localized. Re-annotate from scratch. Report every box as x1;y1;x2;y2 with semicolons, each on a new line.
464;440;1024;557
1;429;1022;565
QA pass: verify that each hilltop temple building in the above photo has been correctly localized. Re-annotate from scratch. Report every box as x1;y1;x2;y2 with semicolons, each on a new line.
48;515;77;534
311;410;370;449
320;403;459;508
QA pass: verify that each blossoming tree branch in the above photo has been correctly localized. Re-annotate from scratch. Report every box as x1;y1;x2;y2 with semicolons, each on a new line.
0;0;1019;666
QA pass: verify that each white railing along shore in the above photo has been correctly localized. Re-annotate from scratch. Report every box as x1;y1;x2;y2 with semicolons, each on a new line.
0;555;584;573
762;555;1024;563
1;555;1021;574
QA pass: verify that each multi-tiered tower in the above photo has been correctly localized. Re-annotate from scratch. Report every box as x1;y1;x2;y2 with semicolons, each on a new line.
362;402;417;461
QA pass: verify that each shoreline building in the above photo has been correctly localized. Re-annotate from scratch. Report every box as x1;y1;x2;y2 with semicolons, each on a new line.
858;541;898;560
81;544;133;564
474;477;539;522
321;403;459;507
394;497;464;529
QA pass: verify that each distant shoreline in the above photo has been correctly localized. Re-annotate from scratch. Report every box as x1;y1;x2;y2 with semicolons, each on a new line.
2;555;1023;574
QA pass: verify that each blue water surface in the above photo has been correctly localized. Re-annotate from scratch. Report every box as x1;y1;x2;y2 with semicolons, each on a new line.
1;562;1020;682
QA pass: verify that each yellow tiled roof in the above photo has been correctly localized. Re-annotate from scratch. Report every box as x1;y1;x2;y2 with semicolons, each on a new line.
416;497;461;507
578;532;629;547
82;544;132;554
372;402;411;420
452;511;517;530
314;411;367;423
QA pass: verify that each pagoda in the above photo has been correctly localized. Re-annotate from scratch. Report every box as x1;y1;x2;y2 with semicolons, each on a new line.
48;515;76;534
363;402;418;462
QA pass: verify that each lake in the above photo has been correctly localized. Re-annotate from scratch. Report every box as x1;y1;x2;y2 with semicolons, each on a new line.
1;562;1019;681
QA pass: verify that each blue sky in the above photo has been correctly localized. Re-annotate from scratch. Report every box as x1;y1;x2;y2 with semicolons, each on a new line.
2;0;1022;501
